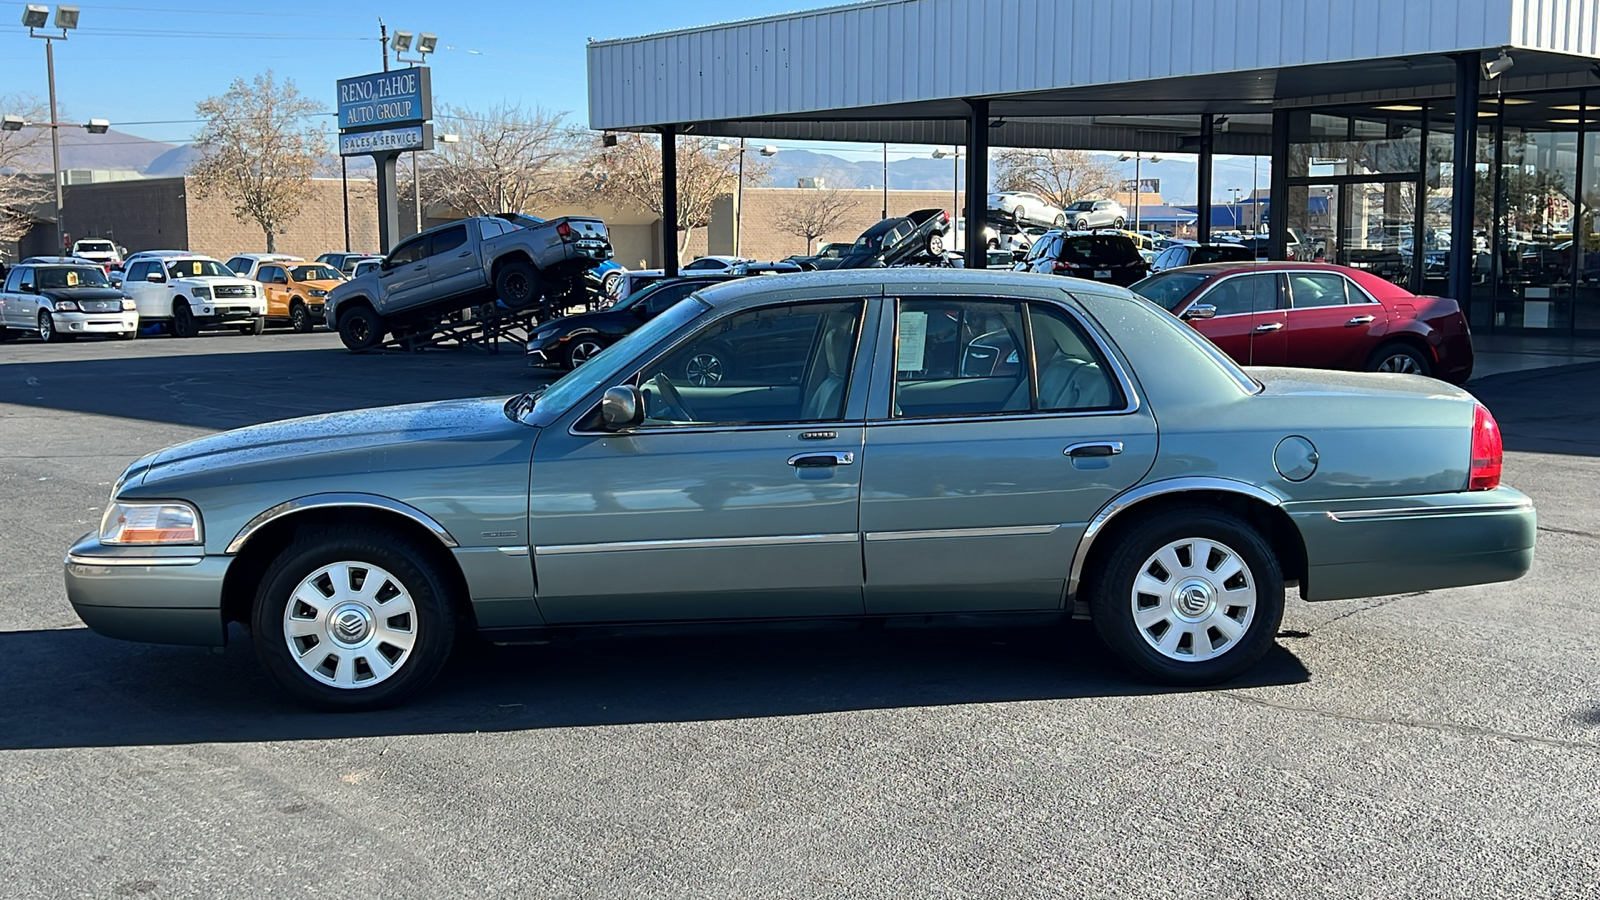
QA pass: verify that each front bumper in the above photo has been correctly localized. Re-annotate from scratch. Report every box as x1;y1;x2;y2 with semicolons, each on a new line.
525;339;566;369
55;311;139;334
191;300;266;323
63;533;228;647
1286;486;1535;602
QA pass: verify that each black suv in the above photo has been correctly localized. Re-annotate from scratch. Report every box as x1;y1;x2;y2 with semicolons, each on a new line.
1149;241;1256;273
1012;231;1150;287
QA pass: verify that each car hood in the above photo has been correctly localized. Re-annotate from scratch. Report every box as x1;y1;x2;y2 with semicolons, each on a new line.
38;287;125;302
137;397;522;486
330;272;379;301
295;279;344;292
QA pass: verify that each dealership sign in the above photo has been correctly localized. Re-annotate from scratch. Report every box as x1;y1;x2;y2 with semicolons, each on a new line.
1121;178;1160;194
336;68;432;133
339;124;434;156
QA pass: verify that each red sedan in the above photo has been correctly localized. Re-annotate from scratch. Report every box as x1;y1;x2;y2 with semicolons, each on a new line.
1130;262;1474;383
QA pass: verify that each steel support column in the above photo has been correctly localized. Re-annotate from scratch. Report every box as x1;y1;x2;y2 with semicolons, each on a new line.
964;99;989;267
1448;53;1480;308
1197;115;1214;243
1268;109;1290;259
374;151;401;254
661;125;679;277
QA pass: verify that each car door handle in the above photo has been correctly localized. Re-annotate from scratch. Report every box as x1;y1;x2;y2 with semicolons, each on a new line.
1253;322;1284;333
1346;315;1376;326
457;251;472;258
1064;442;1123;458
788;451;855;468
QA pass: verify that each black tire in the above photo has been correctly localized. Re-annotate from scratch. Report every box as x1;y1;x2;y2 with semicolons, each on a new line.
0;326;15;342
1088;506;1284;686
495;260;544;310
1112;217;1126;229
1074;218;1089;230
1053;214;1067;227
251;525;459;712
338;304;385;351
240;316;266;336
565;335;606;369
39;310;66;343
171;300;198;338
1366;341;1432;378
683;343;730;387
289;301;313;333
112;330;136;341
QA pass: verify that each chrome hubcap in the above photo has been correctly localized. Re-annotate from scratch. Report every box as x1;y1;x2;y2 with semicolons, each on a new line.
1131;538;1256;662
38;314;51;339
1378;354;1420;375
283;561;417;689
686;353;723;386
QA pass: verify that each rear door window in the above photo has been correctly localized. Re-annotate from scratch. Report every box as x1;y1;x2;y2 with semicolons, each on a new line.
428;225;469;258
1287;272;1351;308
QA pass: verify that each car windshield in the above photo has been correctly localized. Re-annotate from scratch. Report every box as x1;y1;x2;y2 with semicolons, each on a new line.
512;297;710;424
500;214;544;229
36;266;111;288
76;241;115;253
1130;271;1213;311
290;264;342;282
1061;235;1142;265
615;279;688;310
166;260;234;279
850;220;901;254
1066;201;1095;211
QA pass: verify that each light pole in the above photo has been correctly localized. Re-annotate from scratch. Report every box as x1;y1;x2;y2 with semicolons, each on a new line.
21;5;85;254
390;30;437;233
932;146;961;220
1117;150;1161;234
717;139;778;257
1229;188;1243;233
882;142;888;219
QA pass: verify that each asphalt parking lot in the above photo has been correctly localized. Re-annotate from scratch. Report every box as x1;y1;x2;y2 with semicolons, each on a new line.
2;330;1598;899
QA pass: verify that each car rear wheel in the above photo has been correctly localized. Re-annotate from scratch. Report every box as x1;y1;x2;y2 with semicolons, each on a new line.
251;525;458;711
172;301;198;338
927;233;945;256
1053;214;1067;227
685;347;727;387
601;271;623;298
290;301;313;333
1088;506;1284;685
566;336;606;368
1074;218;1089;230
495;260;543;310
1367;342;1432;377
1112;217;1126;229
338;305;384;351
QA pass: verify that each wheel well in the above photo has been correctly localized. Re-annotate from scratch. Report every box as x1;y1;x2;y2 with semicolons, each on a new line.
1372;331;1436;363
491;251;534;280
220;506;475;631
1076;490;1307;602
289;296;304;308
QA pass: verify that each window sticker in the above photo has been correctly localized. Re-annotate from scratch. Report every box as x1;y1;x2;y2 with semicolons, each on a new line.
897;311;928;371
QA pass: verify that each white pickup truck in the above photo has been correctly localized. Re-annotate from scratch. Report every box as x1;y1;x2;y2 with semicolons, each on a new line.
118;253;268;337
324;214;611;350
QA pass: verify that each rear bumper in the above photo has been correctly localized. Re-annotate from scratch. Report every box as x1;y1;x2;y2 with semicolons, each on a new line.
1433;331;1475;383
1286;486;1535;602
62;533;229;647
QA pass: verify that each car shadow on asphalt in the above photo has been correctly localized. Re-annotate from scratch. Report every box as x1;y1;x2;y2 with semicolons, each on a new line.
0;621;1309;750
1469;361;1600;457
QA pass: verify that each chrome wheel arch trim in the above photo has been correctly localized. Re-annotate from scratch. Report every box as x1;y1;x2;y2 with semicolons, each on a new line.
226;493;460;555
1066;477;1287;607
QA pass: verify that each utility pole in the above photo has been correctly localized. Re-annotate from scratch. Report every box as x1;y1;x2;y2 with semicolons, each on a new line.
881;142;888;219
380;19;389;71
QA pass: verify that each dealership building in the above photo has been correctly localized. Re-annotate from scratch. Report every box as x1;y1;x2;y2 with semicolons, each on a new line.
590;0;1600;338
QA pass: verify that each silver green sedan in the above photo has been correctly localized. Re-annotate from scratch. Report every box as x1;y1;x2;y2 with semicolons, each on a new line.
64;270;1536;710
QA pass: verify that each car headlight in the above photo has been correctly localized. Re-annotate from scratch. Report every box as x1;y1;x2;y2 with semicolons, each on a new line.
531;326;562;341
121;297;137;311
53;299;80;311
308;289;328;297
190;286;212;298
99;501;203;545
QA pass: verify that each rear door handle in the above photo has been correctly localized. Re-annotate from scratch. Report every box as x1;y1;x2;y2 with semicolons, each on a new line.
788;451;855;468
1064;442;1123;458
1346;315;1376;326
1253;322;1284;333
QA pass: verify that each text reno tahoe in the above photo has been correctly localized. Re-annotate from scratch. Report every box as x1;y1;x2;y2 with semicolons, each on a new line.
340;72;421;126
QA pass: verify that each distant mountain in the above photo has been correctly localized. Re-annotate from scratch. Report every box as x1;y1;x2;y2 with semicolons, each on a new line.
12;128;178;174
143;144;200;178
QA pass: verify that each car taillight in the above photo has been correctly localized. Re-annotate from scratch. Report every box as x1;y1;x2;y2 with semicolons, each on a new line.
556;222;573;239
1052;261;1078;272
1470;404;1503;491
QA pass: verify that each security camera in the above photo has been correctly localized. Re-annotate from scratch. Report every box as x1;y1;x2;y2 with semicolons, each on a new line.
1484;50;1514;80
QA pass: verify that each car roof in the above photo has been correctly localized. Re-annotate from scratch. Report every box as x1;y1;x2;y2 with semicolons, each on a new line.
691;267;1122;309
234;253;301;261
21;256;97;264
1159;261;1360;277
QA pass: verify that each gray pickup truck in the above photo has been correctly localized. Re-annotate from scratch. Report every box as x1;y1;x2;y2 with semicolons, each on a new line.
325;214;610;350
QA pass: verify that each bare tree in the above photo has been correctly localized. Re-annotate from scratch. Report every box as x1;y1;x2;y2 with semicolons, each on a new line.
0;94;51;253
993;148;1120;210
774;178;865;253
190;71;327;252
576;133;767;262
419;104;581;216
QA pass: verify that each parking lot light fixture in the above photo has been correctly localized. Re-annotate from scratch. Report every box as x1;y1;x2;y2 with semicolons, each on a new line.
1;115;23;131
416;33;437;55
52;4;76;29
391;30;413;53
21;4;46;27
440;133;460;143
85;118;108;134
392;29;436;65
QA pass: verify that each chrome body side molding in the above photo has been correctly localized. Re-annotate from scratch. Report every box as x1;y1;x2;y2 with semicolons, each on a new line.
535;532;859;557
226;492;461;555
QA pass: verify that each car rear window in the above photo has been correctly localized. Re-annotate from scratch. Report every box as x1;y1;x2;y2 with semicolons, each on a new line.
1130;271;1213;311
1190;245;1254;265
1058;235;1142;266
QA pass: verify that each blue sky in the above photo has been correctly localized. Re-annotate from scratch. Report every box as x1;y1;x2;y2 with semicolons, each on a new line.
0;0;1267;200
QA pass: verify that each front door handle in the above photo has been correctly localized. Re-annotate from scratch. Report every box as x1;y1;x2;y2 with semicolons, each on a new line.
1065;441;1123;458
1346;315;1376;326
1253;322;1284;333
458;251;472;258
788;451;855;468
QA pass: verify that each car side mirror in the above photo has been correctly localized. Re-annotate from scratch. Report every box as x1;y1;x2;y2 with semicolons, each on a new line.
20;284;36;294
146;273;166;283
1182;303;1218;320
1011;249;1027;262
600;385;645;430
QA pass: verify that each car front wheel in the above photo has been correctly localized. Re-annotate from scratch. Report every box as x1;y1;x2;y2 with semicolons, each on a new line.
290;301;313;333
172;300;198;338
252;526;458;711
566;336;606;368
338;305;385;351
1088;506;1283;685
39;310;65;343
